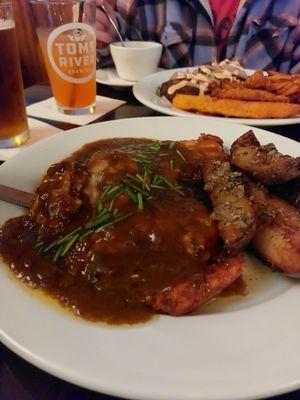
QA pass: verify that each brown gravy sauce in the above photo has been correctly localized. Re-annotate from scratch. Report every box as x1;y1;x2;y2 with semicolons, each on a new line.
0;138;246;325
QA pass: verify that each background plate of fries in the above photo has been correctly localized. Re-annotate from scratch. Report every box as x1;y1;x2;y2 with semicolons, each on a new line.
133;67;300;126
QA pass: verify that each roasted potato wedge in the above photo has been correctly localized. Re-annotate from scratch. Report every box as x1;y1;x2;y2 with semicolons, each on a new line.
180;134;256;252
230;130;300;185
202;160;256;252
247;181;300;277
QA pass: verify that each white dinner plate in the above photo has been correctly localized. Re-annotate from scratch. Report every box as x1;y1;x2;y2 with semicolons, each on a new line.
0;117;299;400
133;67;300;126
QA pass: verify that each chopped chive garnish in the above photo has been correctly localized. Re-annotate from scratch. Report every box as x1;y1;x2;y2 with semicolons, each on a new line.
126;173;141;184
173;187;185;196
95;213;131;233
85;212;111;229
53;245;63;262
105;184;122;196
169;159;174;172
176;149;186;161
43;227;82;252
61;233;80;256
135;174;144;183
100;185;112;199
137;193;143;211
150;184;165;189
159;175;173;188
143;170;150;190
109;199;115;212
122;179;151;198
79;229;94;240
169;141;176;150
124;187;138;203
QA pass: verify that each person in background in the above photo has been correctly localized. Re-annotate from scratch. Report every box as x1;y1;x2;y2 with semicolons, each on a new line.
96;0;300;73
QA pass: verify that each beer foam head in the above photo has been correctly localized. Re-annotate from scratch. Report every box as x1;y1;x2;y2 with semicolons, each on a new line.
0;19;15;30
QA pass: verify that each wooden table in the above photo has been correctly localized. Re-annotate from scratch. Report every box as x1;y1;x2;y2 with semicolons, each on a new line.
0;82;299;400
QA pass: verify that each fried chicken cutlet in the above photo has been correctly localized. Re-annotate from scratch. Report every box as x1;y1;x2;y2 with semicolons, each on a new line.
172;94;300;119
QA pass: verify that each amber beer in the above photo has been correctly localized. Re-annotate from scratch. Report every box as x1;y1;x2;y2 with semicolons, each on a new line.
36;23;96;114
0;20;29;147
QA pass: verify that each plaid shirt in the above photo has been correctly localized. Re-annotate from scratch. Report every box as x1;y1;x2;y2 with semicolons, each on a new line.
100;0;300;73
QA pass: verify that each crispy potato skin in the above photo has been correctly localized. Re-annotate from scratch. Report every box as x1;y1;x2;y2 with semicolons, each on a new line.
180;134;256;252
230;130;300;184
247;181;300;277
147;254;244;316
202;160;256;252
172;94;300;118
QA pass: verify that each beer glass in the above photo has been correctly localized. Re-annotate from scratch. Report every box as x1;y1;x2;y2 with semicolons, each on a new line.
0;2;29;148
30;0;97;115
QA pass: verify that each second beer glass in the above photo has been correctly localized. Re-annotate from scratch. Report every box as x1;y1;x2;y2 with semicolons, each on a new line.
0;2;29;147
30;0;97;115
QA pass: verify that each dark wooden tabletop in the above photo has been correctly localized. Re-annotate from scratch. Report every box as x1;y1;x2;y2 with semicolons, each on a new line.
0;81;299;400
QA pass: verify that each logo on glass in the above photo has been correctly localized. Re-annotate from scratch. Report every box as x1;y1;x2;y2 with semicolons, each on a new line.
47;23;96;84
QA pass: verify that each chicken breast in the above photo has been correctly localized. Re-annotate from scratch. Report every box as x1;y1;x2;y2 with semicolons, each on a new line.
147;254;243;316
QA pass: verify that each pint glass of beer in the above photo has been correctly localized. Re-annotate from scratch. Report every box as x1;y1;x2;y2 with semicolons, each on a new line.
0;2;29;148
30;0;97;115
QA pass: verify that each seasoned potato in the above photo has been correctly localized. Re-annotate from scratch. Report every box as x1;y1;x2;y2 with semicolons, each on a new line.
230;130;300;185
247;181;300;277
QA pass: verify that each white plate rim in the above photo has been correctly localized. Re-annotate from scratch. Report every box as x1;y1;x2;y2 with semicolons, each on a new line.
96;67;164;87
96;67;135;87
0;116;300;400
133;67;300;126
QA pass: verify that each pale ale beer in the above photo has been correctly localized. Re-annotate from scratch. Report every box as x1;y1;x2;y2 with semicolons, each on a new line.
30;1;97;115
0;4;29;148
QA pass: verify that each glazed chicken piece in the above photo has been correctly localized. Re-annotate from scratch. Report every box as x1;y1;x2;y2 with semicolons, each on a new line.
231;131;300;185
30;151;137;240
30;159;85;239
247;180;300;277
66;194;243;316
146;254;243;316
24;137;247;320
180;134;256;252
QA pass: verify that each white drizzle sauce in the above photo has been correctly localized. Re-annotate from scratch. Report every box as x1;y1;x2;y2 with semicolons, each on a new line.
167;59;247;97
